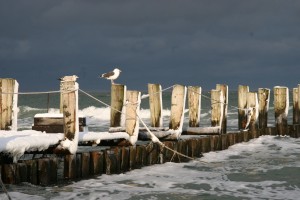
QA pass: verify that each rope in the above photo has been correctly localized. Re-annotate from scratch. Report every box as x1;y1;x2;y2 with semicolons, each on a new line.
0;89;77;95
79;88;207;164
0;174;12;200
141;85;175;99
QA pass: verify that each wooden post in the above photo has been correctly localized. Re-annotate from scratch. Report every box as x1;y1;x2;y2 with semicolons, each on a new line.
274;86;289;136
246;92;259;131
238;85;249;130
125;90;141;145
169;84;187;130
293;87;299;124
64;154;76;179
148;83;163;127
258;88;270;129
90;151;104;175
216;84;228;133
188;86;201;127
55;77;79;154
211;89;224;128
111;84;126;127
81;152;90;178
0;78;19;130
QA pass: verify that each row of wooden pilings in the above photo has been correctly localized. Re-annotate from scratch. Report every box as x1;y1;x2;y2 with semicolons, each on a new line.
4;125;299;186
1;77;300;186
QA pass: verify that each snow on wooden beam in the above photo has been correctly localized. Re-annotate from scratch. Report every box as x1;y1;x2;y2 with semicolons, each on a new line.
110;84;126;127
258;88;270;129
148;83;163;127
55;77;79;154
0;78;19;131
274;86;289;136
238;85;249;130
188;86;201;127
183;126;221;135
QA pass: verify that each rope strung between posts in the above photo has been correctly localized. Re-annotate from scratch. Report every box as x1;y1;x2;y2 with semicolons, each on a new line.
0;89;77;95
186;87;245;111
141;84;175;99
79;88;207;163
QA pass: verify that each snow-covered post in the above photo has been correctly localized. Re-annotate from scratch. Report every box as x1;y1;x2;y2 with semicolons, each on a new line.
125;90;141;145
293;87;299;124
258;88;270;130
110;84;126;128
211;89;224;128
216;84;228;134
238;85;249;130
188;86;201;127
148;83;163;127
274;86;289;136
0;78;19;131
55;76;79;154
246;92;259;132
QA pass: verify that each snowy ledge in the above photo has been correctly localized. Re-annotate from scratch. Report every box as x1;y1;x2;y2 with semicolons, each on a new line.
0;130;129;163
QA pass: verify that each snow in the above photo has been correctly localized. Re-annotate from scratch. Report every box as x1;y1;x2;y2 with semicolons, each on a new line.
0;130;132;162
0;130;64;162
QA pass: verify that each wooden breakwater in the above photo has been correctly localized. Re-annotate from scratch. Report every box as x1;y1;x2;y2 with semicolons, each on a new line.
1;78;300;186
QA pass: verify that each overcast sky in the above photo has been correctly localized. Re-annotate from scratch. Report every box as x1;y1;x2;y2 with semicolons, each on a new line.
1;0;300;92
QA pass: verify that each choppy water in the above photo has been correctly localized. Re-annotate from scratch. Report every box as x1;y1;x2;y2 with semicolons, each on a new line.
1;90;299;199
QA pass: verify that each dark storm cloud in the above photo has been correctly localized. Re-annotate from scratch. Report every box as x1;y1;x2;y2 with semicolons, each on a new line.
1;0;300;91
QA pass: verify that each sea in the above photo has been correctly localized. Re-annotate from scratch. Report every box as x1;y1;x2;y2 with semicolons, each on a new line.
1;89;300;200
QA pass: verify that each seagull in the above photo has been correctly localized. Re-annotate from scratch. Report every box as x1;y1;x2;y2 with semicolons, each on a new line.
100;68;121;84
58;75;79;82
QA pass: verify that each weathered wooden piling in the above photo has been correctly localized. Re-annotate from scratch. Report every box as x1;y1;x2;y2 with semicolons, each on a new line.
258;88;270;129
216;84;228;133
0;78;19;130
238;85;249;130
111;84;126;127
211;89;224;128
55;78;79;154
125;90;141;145
90;151;104;175
188;86;201;127
274;86;289;136
64;154;76;179
293;87;299;124
246;92;259;131
148;83;163;127
169;84;187;131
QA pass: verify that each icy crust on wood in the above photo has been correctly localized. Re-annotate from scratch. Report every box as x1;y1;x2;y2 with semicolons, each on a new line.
0;130;132;162
0;130;64;162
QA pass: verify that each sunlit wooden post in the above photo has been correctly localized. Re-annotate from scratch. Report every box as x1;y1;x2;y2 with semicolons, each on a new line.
246;92;259;131
188;86;201;127
125;90;141;145
274;86;289;136
211;89;224;128
293;87;299;124
258;88;270;129
55;76;79;154
216;84;228;133
169;84;187;130
148;83;163;127
111;84;126;127
0;78;19;130
238;85;249;130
